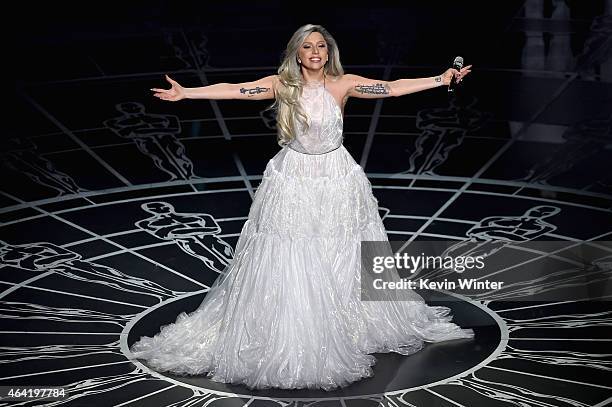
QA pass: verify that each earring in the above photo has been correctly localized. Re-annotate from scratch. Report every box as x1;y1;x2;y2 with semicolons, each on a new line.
297;59;301;64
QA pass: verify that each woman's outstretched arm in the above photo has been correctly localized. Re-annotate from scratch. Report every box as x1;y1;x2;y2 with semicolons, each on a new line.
151;74;278;101
344;65;472;99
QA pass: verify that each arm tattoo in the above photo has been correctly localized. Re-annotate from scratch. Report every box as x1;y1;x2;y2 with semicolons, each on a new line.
239;86;270;97
354;83;390;95
434;75;442;84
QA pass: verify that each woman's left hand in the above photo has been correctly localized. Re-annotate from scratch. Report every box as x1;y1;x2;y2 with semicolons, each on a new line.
441;64;472;86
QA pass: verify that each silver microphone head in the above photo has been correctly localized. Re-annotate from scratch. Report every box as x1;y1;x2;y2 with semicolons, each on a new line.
453;56;464;69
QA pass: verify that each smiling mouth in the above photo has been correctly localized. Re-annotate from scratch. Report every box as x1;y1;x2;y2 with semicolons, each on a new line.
309;58;321;62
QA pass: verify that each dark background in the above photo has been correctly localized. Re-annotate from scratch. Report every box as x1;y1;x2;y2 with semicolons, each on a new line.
11;1;606;75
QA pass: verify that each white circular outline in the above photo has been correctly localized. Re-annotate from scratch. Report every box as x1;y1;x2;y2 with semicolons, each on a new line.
120;289;507;402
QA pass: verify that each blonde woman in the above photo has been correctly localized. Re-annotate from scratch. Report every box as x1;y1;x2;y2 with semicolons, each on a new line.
130;23;474;390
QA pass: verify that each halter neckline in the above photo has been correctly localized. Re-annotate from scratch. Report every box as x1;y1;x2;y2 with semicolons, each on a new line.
303;76;326;88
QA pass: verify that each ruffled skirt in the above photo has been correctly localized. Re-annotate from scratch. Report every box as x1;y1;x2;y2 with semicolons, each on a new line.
129;145;474;390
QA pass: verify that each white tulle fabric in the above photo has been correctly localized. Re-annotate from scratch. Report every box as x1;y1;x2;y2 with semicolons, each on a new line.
129;81;474;390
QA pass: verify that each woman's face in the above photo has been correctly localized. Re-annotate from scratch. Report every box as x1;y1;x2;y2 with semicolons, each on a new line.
297;31;328;69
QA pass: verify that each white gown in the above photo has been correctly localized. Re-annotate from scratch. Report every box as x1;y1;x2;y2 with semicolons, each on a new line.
129;80;474;390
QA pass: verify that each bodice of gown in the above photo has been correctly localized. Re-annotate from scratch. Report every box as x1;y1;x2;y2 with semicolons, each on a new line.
288;82;344;155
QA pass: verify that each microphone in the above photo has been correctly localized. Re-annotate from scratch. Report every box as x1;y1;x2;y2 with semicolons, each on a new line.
448;56;464;93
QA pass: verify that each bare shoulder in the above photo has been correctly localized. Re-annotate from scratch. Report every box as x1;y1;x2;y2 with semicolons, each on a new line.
332;73;367;95
328;74;352;88
336;74;359;85
271;74;293;95
325;74;353;95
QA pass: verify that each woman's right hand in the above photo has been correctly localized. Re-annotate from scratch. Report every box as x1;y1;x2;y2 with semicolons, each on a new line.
151;75;186;101
440;65;472;86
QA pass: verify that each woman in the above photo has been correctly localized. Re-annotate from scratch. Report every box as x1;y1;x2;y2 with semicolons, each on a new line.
130;23;474;390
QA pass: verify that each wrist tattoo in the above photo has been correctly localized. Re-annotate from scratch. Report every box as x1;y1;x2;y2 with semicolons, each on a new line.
239;86;270;96
434;76;442;85
355;83;390;95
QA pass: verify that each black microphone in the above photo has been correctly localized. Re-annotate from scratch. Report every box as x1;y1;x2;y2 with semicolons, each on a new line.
448;56;464;93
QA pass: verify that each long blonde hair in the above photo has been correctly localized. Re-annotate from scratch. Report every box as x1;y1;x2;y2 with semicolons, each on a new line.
268;24;344;147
